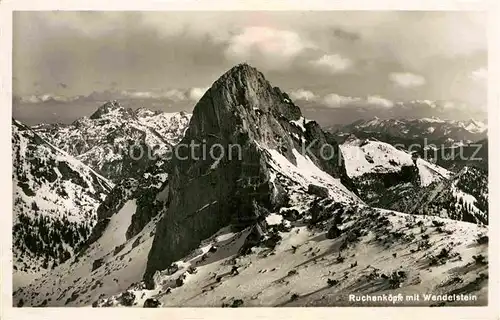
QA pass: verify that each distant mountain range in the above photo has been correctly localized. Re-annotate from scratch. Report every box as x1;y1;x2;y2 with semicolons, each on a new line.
332;117;488;172
333;117;487;145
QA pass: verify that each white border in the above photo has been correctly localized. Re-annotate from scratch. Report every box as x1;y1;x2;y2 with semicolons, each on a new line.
1;1;499;319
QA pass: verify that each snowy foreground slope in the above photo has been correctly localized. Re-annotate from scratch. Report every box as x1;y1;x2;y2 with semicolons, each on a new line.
13;142;488;307
12;161;171;307
101;211;487;307
12;120;113;289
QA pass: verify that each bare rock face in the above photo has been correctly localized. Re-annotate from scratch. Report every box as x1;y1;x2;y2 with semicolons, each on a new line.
308;184;329;198
143;64;354;285
83;161;170;253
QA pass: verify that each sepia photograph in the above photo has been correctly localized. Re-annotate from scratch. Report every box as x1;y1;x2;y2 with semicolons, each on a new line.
7;9;491;309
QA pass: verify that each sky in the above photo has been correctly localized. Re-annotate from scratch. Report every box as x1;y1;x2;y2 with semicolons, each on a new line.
12;11;488;126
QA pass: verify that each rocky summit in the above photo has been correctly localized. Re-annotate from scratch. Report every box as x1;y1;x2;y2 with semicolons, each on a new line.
144;63;355;284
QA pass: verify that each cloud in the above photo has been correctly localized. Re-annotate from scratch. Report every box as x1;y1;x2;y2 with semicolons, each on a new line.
13;12;487;111
120;91;161;99
225;27;314;69
163;89;188;101
289;89;318;101
332;28;360;42
121;88;208;102
469;67;487;82
310;54;353;74
188;87;209;101
120;89;187;101
16;94;78;104
441;101;461;110
15;87;210;105
291;89;395;109
323;93;361;108
389;72;426;88
399;100;438;109
366;95;394;108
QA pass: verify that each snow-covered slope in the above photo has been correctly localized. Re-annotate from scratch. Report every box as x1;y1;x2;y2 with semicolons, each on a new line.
96;206;488;307
13;158;172;306
408;166;488;225
13;201;160;307
32;101;191;182
264;147;358;204
461;119;487;134
340;137;451;187
12;120;113;288
134;108;191;144
12;95;361;306
339;137;487;225
13;132;488;307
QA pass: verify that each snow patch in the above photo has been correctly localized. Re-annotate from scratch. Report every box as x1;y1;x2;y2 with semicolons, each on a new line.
265;147;358;204
266;213;284;225
416;159;452;187
290;117;307;132
340;139;414;177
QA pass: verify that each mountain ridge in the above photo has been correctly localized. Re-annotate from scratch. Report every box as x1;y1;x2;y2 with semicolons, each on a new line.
32;102;192;182
339;136;488;225
334;117;487;146
12;119;114;288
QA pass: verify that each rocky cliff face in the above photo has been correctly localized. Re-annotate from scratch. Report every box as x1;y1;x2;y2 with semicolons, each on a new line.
143;64;354;284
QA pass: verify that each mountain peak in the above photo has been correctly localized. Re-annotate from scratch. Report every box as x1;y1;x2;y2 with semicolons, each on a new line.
134;107;162;118
184;63;304;146
143;64;353;283
89;100;134;120
211;63;267;94
192;63;302;126
222;62;262;79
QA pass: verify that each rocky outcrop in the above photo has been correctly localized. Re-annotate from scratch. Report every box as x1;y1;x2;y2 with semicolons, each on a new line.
82;161;171;253
307;184;329;198
143;63;355;285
